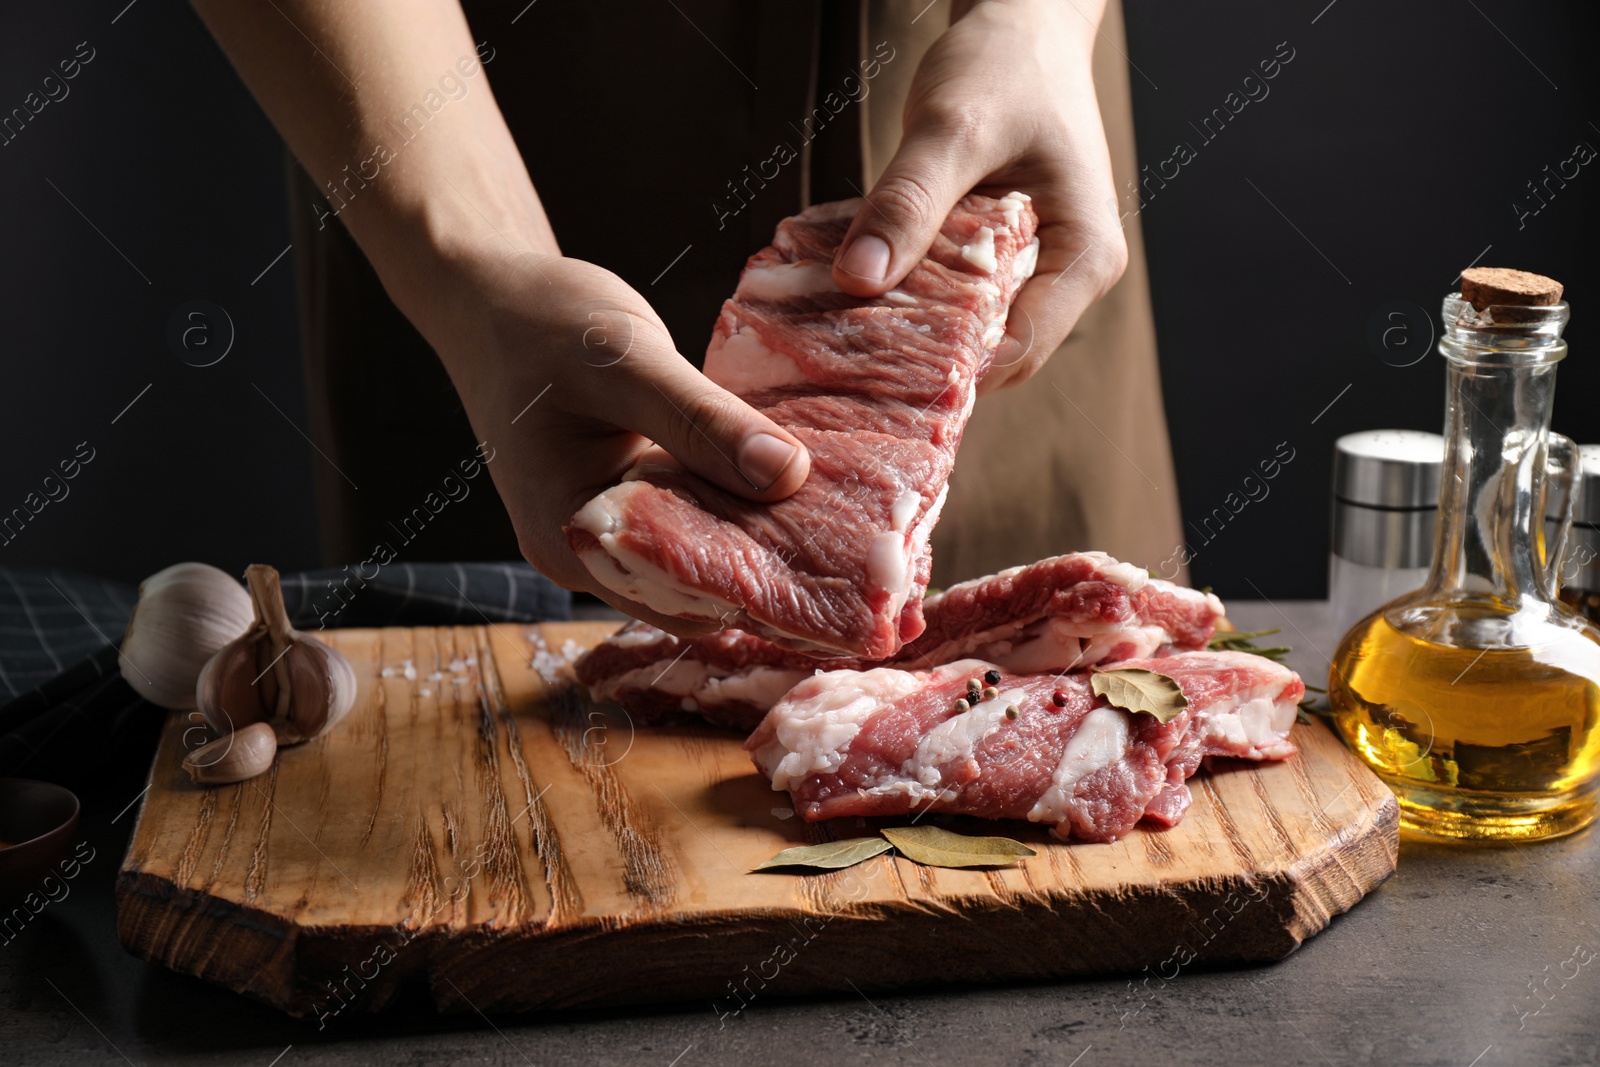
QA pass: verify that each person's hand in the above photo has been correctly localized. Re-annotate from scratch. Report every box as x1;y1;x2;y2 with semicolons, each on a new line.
187;0;813;631
831;0;1127;393
420;250;812;631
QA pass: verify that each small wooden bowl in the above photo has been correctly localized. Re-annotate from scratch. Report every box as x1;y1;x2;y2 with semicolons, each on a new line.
0;779;81;903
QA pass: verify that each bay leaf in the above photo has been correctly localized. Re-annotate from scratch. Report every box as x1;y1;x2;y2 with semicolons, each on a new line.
753;837;892;872
1091;667;1189;723
880;825;1035;868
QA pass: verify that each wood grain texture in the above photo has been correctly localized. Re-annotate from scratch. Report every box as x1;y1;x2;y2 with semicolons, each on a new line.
116;623;1398;1018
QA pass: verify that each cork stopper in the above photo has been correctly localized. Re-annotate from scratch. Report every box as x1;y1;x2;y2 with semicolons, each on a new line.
1460;267;1563;311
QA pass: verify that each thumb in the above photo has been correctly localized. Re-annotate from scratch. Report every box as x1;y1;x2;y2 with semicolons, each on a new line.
624;343;811;503
831;122;991;297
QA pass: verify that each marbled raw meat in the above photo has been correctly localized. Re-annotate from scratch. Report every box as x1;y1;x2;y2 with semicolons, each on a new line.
745;650;1302;842
573;552;1225;730
568;193;1039;658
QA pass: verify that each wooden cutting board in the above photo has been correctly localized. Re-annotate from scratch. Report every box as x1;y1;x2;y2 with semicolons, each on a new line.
117;622;1397;1018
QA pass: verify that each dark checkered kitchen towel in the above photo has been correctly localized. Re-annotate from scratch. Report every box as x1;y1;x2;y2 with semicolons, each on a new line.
0;563;569;797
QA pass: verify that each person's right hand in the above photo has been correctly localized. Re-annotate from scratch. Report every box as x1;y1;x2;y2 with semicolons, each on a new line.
416;250;812;632
829;0;1126;395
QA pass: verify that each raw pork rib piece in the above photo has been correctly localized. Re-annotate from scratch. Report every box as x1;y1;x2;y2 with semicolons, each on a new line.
568;193;1040;659
573;552;1225;730
745;650;1302;842
897;553;1225;673
574;625;816;732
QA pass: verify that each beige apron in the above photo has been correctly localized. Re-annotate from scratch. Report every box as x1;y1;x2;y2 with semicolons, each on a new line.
290;0;1185;586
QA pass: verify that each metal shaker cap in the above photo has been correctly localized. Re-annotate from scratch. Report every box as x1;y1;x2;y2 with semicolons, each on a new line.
1546;443;1600;527
1333;430;1444;508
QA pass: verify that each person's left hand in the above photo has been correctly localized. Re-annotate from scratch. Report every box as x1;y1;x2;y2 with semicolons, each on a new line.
831;0;1127;394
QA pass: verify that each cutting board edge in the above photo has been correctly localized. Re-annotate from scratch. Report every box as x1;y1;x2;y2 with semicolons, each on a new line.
113;789;1399;1019
428;786;1402;1015
1272;786;1399;948
116;866;305;1012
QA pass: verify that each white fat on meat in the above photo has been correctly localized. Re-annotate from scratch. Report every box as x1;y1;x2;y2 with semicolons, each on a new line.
734;260;838;303
865;537;908;605
965;621;1168;675
704;325;807;392
698;667;811;711
591;659;713;703
1027;707;1131;825
865;487;934;614
957;368;979;422
1012;237;1040;283
890;482;949;618
979;617;1086;674
999;191;1033;232
1181;653;1299;759
1223;695;1297;755
961;226;999;274
908;675;1030;790
752;666;932;790
1094;555;1151;593
572;483;745;622
593;660;808;714
890;488;921;531
604;624;673;649
1079;624;1168;664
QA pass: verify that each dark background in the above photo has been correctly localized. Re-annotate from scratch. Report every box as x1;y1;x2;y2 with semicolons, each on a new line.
1;0;1595;598
1124;0;1599;598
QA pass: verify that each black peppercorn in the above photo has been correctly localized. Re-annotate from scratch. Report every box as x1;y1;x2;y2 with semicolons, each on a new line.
984;668;1001;686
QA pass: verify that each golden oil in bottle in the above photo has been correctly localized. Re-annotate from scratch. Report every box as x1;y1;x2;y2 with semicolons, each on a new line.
1330;601;1600;840
1328;275;1600;842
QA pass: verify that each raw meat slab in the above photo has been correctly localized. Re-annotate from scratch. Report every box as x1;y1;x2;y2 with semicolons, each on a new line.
574;552;1225;729
569;194;1039;658
747;650;1303;842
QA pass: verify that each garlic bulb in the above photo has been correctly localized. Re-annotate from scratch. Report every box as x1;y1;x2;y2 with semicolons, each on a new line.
182;721;277;785
196;564;357;744
120;562;255;709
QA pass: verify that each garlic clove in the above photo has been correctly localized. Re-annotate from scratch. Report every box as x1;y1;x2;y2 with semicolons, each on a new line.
196;565;358;745
277;636;358;743
182;721;277;785
120;562;255;709
194;637;272;735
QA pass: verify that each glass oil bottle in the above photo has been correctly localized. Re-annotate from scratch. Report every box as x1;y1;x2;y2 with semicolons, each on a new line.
1329;276;1600;841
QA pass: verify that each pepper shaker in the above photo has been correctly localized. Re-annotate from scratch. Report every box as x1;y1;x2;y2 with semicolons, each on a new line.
1551;443;1600;623
1328;429;1444;640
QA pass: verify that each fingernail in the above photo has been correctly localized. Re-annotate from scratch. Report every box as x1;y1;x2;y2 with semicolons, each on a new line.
738;432;799;490
838;234;890;283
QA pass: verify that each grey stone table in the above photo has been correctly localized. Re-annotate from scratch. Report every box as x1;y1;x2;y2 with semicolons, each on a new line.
3;602;1596;1066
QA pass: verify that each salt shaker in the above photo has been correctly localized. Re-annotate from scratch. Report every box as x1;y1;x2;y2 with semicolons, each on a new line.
1328;429;1443;640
